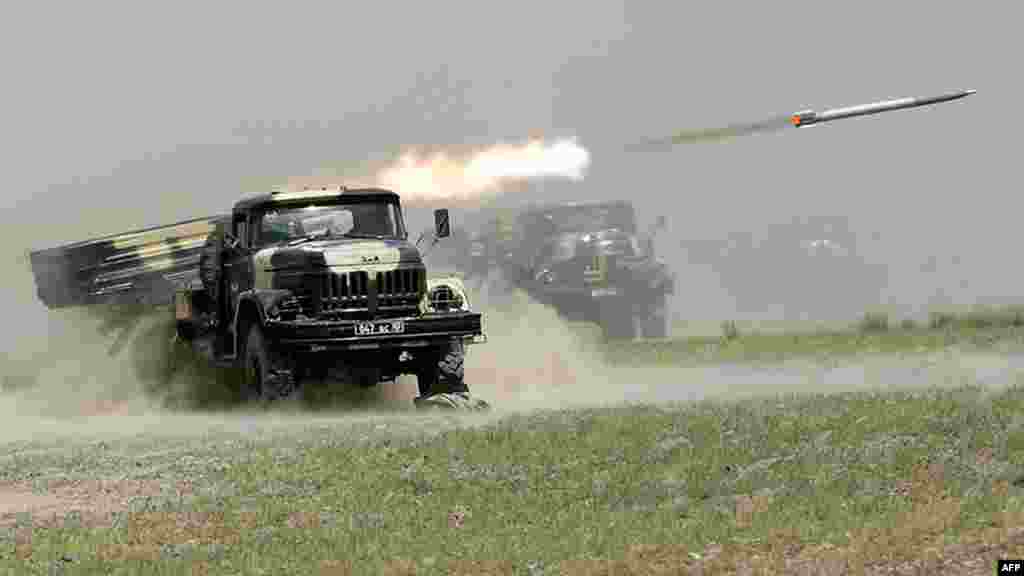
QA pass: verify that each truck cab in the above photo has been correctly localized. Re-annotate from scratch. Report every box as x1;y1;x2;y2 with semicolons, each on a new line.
474;200;674;340
175;185;485;401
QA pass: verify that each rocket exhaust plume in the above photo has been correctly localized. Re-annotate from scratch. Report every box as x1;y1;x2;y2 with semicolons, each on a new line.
372;138;591;207
287;138;590;207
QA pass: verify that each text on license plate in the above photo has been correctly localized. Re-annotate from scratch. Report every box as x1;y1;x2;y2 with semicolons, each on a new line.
355;320;406;336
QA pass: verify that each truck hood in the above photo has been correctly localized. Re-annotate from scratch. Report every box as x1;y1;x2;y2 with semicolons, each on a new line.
575;228;639;255
545;229;645;263
534;228;672;290
254;238;423;272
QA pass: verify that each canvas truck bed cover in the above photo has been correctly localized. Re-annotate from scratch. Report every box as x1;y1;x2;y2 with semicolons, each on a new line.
28;215;228;309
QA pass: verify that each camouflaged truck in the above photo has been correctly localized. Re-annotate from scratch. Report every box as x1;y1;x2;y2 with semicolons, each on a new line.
28;186;489;409
477;200;674;340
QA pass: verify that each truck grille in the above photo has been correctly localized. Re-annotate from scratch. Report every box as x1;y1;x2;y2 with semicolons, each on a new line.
304;267;425;319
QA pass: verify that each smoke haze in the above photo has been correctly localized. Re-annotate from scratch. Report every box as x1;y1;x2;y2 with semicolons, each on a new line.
0;1;1017;397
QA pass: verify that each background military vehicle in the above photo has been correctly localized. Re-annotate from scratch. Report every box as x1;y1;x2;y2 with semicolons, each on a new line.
469;200;674;340
28;185;488;409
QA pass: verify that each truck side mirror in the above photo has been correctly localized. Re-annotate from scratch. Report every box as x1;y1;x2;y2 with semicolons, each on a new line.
434;208;451;239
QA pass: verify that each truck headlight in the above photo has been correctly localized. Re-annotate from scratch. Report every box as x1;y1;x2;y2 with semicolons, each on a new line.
428;284;464;312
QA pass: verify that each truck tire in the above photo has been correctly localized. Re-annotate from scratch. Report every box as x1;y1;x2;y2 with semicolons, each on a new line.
640;311;668;339
413;340;490;411
641;296;669;339
242;323;295;403
599;307;637;341
415;340;469;397
242;323;270;402
601;319;636;341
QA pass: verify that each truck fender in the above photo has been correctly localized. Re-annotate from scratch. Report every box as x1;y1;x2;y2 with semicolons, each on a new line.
421;275;472;313
231;289;293;352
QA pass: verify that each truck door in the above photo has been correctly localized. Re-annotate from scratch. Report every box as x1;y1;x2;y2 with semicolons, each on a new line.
222;213;253;357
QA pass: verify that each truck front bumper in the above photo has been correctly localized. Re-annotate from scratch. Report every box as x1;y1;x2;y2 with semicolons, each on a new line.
534;283;671;319
265;311;485;353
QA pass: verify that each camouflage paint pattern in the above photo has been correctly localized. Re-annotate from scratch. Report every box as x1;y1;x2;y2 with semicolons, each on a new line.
29;185;479;330
28;215;228;309
253;239;421;291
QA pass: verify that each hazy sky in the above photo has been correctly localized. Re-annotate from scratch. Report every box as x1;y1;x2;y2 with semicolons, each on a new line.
2;1;1017;355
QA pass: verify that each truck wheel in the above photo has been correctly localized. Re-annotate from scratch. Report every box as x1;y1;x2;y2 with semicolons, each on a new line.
640;311;668;339
602;320;636;341
415;340;468;397
600;309;637;341
413;340;489;411
641;296;669;339
242;323;294;403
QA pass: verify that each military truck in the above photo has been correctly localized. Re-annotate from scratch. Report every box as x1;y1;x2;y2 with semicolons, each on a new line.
472;200;674;340
28;185;489;409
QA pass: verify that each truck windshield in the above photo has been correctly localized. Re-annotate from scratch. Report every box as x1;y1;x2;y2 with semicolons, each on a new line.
543;205;636;234
256;202;403;245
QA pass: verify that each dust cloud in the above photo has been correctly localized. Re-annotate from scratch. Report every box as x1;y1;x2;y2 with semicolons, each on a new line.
463;274;1024;413
6;251;1024;449
0;308;160;443
463;274;617;411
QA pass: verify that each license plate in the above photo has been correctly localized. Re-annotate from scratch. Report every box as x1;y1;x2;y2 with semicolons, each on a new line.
355;319;406;336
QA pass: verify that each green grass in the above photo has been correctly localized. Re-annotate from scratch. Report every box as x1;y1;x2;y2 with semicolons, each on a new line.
607;325;1024;365
610;305;1024;365
8;384;1024;574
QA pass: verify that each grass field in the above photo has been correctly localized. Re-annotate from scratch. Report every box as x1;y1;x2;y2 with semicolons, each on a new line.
6;304;1024;573
605;306;1024;366
6;383;1024;574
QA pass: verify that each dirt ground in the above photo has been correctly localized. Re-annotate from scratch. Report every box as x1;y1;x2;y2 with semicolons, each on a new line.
0;479;165;529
